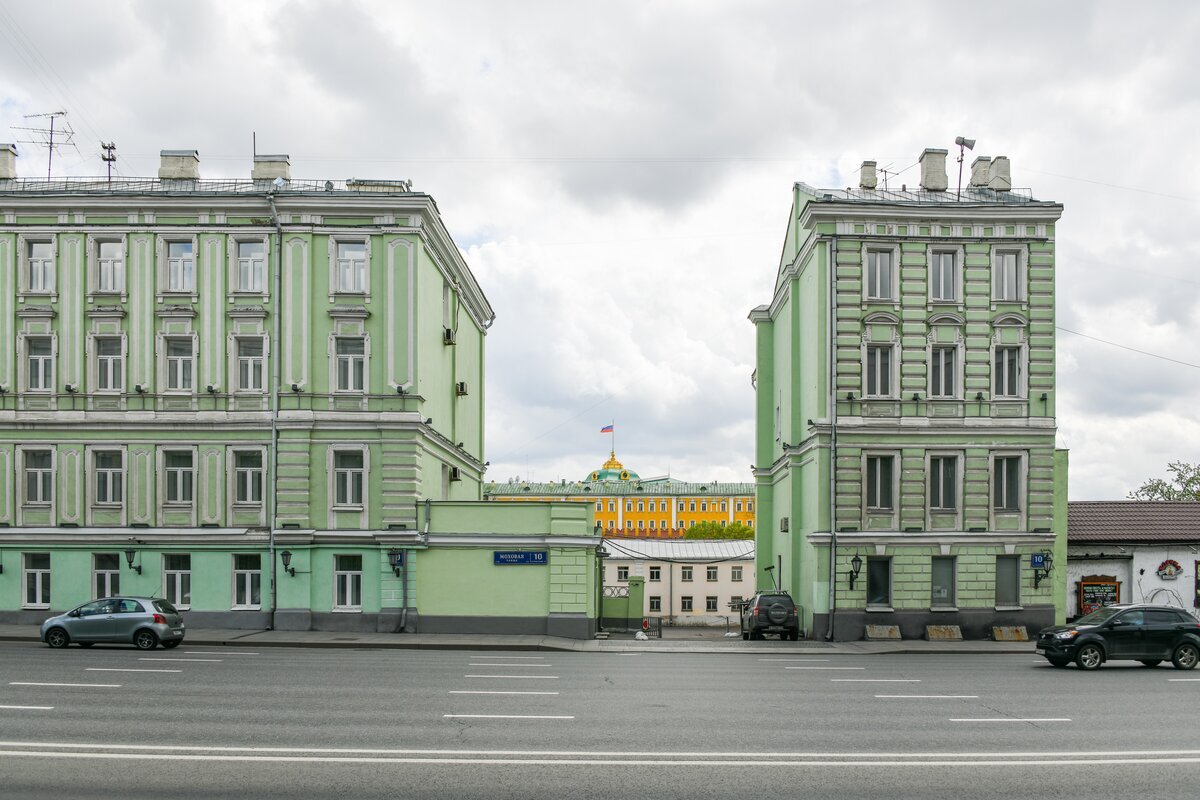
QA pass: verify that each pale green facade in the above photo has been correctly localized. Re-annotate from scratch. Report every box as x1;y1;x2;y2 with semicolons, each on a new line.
0;150;599;637
750;154;1068;640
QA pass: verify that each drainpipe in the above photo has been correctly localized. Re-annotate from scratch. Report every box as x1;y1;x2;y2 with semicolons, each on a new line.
267;193;283;630
825;235;838;641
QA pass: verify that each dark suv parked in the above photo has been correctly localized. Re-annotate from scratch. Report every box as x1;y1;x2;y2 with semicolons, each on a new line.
1036;604;1200;670
741;591;800;640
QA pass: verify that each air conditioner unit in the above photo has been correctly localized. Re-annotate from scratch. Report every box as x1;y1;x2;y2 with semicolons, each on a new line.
449;466;462;481
442;327;456;345
455;381;468;396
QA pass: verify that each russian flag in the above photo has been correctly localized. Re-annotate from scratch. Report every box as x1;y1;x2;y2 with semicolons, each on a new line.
600;424;614;433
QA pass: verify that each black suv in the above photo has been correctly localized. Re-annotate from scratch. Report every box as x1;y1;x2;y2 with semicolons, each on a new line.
741;591;800;640
1036;604;1200;670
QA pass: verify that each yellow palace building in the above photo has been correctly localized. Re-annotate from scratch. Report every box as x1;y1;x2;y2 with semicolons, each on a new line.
484;452;756;537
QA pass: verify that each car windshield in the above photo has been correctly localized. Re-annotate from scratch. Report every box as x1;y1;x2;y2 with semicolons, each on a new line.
1074;606;1123;625
152;599;179;614
756;595;793;607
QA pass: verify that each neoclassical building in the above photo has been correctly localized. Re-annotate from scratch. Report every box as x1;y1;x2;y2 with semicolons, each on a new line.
750;149;1068;640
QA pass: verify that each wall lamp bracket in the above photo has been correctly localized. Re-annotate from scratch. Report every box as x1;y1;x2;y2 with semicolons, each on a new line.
848;553;863;591
1032;550;1054;590
280;550;296;577
124;548;142;575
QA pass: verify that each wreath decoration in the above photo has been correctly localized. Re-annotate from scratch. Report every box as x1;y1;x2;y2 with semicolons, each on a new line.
1156;559;1183;579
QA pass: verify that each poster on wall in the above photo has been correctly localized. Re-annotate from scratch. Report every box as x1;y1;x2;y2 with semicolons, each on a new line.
1077;575;1120;616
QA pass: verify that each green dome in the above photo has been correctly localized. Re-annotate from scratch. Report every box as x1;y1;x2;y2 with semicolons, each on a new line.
586;451;640;483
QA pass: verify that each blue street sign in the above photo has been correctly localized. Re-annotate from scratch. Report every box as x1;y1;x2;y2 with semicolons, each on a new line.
1030;553;1046;569
493;550;548;566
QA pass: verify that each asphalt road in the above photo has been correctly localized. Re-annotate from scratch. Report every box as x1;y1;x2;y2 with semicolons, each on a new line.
0;641;1198;799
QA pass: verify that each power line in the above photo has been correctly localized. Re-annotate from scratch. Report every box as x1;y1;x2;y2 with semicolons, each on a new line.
1057;326;1200;370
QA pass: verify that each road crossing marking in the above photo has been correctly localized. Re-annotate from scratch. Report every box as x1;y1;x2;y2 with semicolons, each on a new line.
10;682;121;688
443;714;574;720
85;668;182;673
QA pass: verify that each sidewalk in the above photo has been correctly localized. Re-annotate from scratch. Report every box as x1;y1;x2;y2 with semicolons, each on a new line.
0;622;1036;655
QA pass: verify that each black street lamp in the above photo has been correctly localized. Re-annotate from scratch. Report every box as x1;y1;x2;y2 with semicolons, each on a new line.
280;550;295;577
124;548;141;575
848;553;863;591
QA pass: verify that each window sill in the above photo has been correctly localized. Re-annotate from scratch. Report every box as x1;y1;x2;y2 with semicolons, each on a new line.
92;503;123;509
332;608;363;614
21;502;52;508
22;604;51;610
865;606;894;613
995;605;1024;612
332;505;365;512
232;502;264;510
231;605;262;611
930;606;959;613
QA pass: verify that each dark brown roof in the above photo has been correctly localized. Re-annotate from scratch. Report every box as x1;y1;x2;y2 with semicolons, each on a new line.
1069;501;1200;543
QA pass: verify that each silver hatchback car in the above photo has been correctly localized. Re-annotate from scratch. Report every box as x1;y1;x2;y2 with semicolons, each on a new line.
41;597;186;650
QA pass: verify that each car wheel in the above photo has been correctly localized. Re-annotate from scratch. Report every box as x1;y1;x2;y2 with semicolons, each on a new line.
162;641;181;649
45;627;70;649
1171;643;1199;671
1047;657;1070;668
1075;643;1104;670
133;630;159;650
1139;659;1162;668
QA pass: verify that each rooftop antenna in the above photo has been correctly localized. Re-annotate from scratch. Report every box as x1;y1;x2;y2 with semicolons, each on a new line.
12;110;74;179
877;163;894;192
954;136;976;199
100;141;116;186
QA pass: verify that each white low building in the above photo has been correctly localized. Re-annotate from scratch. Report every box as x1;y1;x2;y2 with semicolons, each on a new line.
601;537;756;627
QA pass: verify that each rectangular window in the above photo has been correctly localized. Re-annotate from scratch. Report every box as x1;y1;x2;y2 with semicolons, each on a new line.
166;241;195;292
994;346;1022;397
334;554;363;610
626;501;633;512
233;554;262;609
994;251;1019;301
706;596;718;612
732;566;743;582
993;456;1021;511
608;501;615;512
334;451;365;506
649;566;661;582
866;558;891;607
234;451;264;504
95;337;123;391
24;450;53;504
929;456;957;511
166;339;193;391
866;345;892;397
649;520;656;530
678;502;684;512
237;241;266;292
637;520;645;530
681;596;693;612
27;337;53;391
931;556;956;607
23;553;51;608
681;566;693;582
637;501;644;512
595;501;601;512
866;455;894;510
931;251;956;301
97;241;124;293
335;242;367;293
649;596;661;612
700;501;708;512
617;566;629;582
237;339;265;391
164;451;194;504
27;241;54;292
94;451;123;505
94;553;120;599
335;338;365;392
995;555;1020;606
706;566;718;582
930;346;956;398
164;554;192;607
866;250;893;300
736;501;743;512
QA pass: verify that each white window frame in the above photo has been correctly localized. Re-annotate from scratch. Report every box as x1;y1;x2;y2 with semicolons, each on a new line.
232;553;262;610
617;566;629;582
333;336;367;393
649;596;662;612
928;454;958;511
332;448;367;508
94;238;126;295
235;337;266;393
94;553;121;599
164;336;196;393
706;565;719;582
993;344;1025;398
24;335;55;393
330;238;370;295
992;454;1024;513
235;239;267;294
928;247;961;303
649;566;661;582
333;554;363;611
865;453;896;511
681;566;693;582
93;335;125;393
705;596;719;613
992;247;1025;302
22;238;56;295
864;344;894;398
732;566;744;582
164;239;196;293
232;449;265;506
20;447;54;506
680;596;694;612
162;449;195;506
929;344;958;399
863;246;898;301
163;553;192;609
23;552;51;609
92;449;125;507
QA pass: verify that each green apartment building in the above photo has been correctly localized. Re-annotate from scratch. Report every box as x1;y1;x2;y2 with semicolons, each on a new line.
750;148;1068;640
0;145;599;638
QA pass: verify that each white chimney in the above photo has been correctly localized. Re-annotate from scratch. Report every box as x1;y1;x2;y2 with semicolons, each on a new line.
859;161;877;190
0;143;16;179
969;156;991;187
252;154;290;182
988;156;1012;191
159;150;200;180
919;148;948;191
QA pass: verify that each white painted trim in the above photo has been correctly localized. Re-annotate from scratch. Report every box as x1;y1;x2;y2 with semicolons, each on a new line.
84;445;128;527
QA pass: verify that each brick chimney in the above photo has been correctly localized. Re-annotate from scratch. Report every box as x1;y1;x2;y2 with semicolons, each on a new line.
859;161;878;190
252;154;291;182
0;143;17;179
969;156;991;187
919;148;948;191
159;150;200;180
988;156;1012;192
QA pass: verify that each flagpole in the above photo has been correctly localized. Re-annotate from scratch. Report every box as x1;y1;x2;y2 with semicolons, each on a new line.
610;420;615;455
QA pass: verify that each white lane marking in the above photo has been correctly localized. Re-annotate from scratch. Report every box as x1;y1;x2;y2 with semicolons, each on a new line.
758;659;831;662
876;695;979;699
448;691;560;696
465;675;558;680
468;663;554;668
138;658;222;663
0;706;54;710
181;652;259;656
785;667;865;670
10;682;121;688
85;668;182;673
463;656;545;660
950;718;1070;723
1168;679;1200;682
443;715;574;720
832;679;920;683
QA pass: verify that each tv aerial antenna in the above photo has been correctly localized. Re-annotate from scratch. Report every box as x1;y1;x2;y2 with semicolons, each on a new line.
877;163;895;192
954;136;976;199
11;110;76;179
100;141;117;185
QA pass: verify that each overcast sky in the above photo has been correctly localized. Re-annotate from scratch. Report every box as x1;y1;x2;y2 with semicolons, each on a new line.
2;0;1198;500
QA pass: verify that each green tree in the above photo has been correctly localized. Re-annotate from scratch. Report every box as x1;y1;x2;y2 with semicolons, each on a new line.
1128;461;1200;500
683;521;754;539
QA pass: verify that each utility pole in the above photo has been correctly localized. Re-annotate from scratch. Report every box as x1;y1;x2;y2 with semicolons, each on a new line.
101;141;117;186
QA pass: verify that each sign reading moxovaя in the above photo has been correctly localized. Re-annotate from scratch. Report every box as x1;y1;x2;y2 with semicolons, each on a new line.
493;550;548;566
